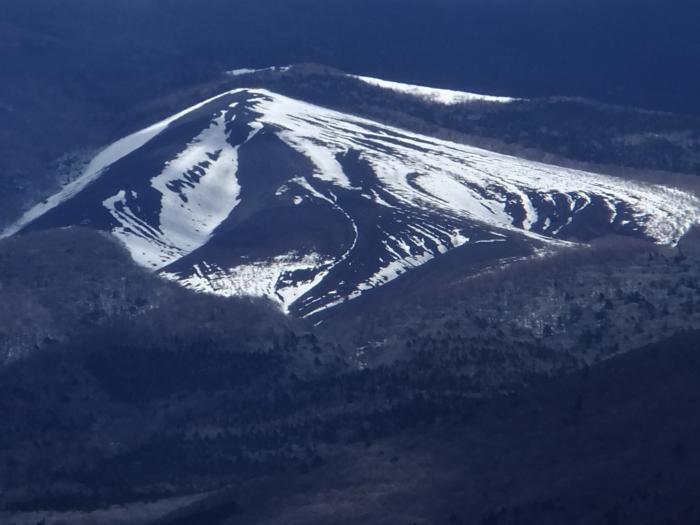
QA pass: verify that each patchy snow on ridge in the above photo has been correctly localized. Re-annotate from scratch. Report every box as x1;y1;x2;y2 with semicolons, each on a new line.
103;108;248;269
353;75;518;105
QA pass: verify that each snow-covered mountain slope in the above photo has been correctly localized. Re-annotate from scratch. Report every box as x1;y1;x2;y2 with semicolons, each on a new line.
9;88;700;316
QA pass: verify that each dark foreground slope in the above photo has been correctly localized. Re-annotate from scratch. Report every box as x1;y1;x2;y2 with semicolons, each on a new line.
5;329;700;525
0;228;309;364
154;331;700;525
1;228;700;524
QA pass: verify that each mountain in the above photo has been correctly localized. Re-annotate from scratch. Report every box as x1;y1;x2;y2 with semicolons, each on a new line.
4;2;700;522
7;85;699;317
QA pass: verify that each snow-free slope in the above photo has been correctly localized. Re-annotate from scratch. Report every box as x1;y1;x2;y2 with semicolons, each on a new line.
13;88;700;316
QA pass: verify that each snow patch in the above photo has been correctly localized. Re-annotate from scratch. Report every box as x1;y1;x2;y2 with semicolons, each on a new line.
162;252;329;314
104;109;243;269
353;75;518;105
226;66;291;77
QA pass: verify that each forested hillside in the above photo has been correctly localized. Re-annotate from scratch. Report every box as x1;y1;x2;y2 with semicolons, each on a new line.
3;228;700;524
